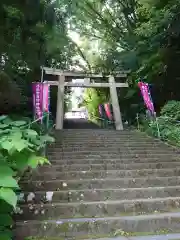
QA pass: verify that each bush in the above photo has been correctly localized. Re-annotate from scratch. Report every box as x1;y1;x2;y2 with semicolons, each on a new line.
0;115;54;240
160;100;180;120
0;72;22;115
141;115;180;146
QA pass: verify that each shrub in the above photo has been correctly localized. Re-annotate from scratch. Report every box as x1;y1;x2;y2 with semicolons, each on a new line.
141;115;180;146
0;72;22;115
160;100;180;120
0;115;54;240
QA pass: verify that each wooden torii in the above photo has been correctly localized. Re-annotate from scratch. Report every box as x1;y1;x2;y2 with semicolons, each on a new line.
43;67;129;130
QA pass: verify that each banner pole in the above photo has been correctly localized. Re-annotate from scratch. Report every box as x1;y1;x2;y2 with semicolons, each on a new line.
41;66;44;83
154;112;161;138
136;113;140;130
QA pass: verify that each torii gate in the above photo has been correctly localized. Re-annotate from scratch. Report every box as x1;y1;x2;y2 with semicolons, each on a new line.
43;67;129;130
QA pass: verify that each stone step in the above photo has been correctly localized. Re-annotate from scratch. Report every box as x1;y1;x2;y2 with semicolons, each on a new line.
40;162;180;171
24;168;180;181
14;212;180;239
60;139;157;142
56;140;162;144
48;150;177;155
94;234;180;240
58;131;156;135
56;133;153;138
60;136;150;139
15;197;180;221
20;176;180;191
52;142;164;146
48;153;179;160
48;158;180;165
55;133;158;138
55;131;149;135
59;130;136;134
13;233;180;240
56;143;170;148
48;142;176;152
19;186;180;204
56;142;170;147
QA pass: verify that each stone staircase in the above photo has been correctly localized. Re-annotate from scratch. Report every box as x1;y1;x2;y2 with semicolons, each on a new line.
15;129;180;240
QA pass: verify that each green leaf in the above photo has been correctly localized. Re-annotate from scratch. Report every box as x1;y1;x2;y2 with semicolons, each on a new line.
31;139;42;146
0;234;11;240
3;117;12;125
40;135;55;143
0;214;13;227
27;155;39;169
27;142;35;148
0;129;10;135
13;152;29;171
13;139;27;152
37;156;50;165
0;176;19;188
0;115;8;122
10;131;22;140
1;141;14;153
0;188;17;208
10;121;27;127
24;129;38;137
0;228;13;240
0;165;14;176
0;200;13;213
0;124;9;129
28;155;50;168
0;129;5;135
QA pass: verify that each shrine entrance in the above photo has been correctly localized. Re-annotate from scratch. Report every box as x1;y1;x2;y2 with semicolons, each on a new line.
43;67;129;130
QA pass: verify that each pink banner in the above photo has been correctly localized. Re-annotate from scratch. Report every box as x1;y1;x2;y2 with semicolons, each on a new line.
104;103;113;120
32;83;43;119
43;84;49;112
138;82;154;113
98;105;103;117
32;83;50;119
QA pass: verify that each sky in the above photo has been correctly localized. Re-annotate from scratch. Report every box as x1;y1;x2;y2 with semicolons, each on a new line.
68;31;86;110
68;31;81;44
71;79;86;110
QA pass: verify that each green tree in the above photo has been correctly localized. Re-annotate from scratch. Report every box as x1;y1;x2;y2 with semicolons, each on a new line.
0;0;77;115
63;0;180;118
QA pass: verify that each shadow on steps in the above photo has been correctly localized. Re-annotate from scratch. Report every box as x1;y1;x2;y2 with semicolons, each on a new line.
63;118;101;129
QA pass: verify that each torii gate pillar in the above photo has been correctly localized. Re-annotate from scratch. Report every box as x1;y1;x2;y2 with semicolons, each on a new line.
56;75;65;130
109;75;123;130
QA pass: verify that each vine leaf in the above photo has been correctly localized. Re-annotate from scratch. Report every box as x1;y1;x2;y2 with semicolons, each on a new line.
0;176;19;188
40;135;55;143
0;165;14;176
0;214;13;226
1;141;14;153
0;188;17;208
28;155;50;168
0;115;8;122
27;155;39;169
0;228;13;240
13;140;27;152
24;129;38;137
10;121;26;127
